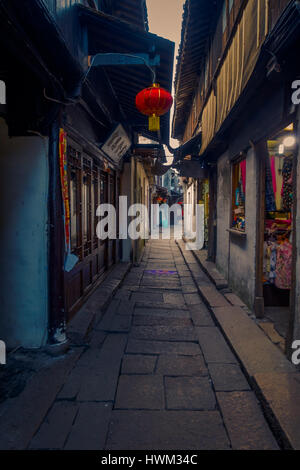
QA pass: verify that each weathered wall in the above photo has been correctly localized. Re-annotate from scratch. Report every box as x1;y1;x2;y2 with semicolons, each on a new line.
0;119;49;349
216;148;258;308
215;152;231;279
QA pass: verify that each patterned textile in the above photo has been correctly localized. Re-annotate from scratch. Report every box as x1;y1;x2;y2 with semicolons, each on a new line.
265;154;276;211
275;240;292;290
282;157;293;211
263;242;277;284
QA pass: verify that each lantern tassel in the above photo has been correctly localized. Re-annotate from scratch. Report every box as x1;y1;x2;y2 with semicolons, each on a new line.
149;114;160;132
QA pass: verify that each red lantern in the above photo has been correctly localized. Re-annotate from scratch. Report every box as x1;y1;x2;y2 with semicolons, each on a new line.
135;83;173;132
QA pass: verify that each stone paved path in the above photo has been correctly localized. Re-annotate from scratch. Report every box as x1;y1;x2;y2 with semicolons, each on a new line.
29;239;279;450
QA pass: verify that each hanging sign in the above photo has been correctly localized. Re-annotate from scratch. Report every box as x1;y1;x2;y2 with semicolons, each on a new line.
101;124;131;163
59;129;78;272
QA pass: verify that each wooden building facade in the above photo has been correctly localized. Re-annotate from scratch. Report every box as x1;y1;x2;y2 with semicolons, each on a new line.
0;0;174;348
173;0;300;357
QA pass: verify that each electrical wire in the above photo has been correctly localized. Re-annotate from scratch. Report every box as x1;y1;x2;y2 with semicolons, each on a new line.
43;88;79;106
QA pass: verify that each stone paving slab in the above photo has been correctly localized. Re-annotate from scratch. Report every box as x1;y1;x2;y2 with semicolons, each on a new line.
0;348;83;450
188;249;228;289
163;292;185;305
148;254;173;260
76;335;128;402
184;293;203;305
165;376;216;410
208;364;250;391
224;293;247;308
106;410;230;450
136;285;182;292
259;322;285;347
131;292;164;303
189;304;215;327
134;307;190;318
115;375;164;410
117;300;135;316
96;299;132;333
114;289;131;300
29;402;78;450
64;402;112;450
198;286;230;307
86;329;107;349
196;327;238;364
121;355;157;375
253;372;300;450
126;339;202;356
146;264;177;270
216;391;279;450
2;238;288;450
130;325;197;342
141;279;181;288
97;312;131;333
156;355;208;377
67;263;131;344
180;277;197;286
135;300;187;309
181;285;198;294
212;306;294;375
133;316;193;327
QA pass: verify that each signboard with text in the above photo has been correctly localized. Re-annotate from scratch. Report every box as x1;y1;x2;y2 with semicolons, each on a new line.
101;124;131;164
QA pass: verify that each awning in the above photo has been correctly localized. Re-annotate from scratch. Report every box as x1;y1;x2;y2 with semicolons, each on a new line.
77;5;174;144
175;160;208;179
174;132;202;162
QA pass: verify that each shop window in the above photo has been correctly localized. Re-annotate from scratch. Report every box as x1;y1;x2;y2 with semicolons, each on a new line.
82;158;92;256
68;147;95;259
263;124;296;306
70;168;79;253
82;175;89;245
92;169;99;249
231;157;246;231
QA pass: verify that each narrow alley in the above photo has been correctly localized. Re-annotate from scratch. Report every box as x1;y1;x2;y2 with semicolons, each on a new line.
1;0;300;456
0;237;279;451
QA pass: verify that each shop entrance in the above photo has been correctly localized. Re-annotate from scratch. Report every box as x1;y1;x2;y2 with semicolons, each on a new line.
261;123;296;348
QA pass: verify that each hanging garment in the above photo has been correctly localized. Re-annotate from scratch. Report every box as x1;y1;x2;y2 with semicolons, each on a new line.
275;240;292;290
265;154;276;211
282;157;293;211
235;187;240;206
263;242;277;284
270;156;277;202
240;160;246;194
263;242;269;282
269;243;277;284
275;156;283;210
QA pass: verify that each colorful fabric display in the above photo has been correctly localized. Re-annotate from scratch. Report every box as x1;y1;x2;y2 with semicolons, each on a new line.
265;154;276;211
275;240;292;290
282;157;293;211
